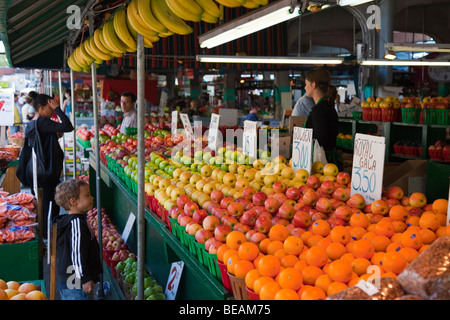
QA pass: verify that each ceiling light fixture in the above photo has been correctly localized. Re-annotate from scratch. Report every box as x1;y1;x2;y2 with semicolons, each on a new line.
339;0;373;6
384;49;397;60
197;55;344;65
359;59;450;66
385;43;450;53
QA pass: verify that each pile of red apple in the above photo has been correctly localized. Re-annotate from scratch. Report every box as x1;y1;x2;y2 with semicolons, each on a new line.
428;140;450;161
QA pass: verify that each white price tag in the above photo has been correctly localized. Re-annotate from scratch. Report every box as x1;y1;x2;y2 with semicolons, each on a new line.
351;133;386;205
243;120;257;159
355;279;379;296
208;113;221;152
171;111;178;137
179;113;193;141
165;261;184;300
291;127;313;174
121;212;136;244
0;92;15;126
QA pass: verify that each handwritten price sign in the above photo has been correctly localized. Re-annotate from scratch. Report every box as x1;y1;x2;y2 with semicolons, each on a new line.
243;120;257;159
0;93;14;126
164;261;184;300
171;111;178;137
351;133;386;205
208;113;221;152
179;113;193;141
291;127;313;174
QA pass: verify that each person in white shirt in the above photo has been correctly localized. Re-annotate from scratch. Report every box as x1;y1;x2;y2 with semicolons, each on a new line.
119;92;137;134
292;93;315;117
22;95;35;125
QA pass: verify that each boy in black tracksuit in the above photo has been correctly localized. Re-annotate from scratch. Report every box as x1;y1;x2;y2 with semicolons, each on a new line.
53;179;102;300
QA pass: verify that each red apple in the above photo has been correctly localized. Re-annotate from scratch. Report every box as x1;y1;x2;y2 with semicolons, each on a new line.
249;231;267;245
195;228;213;244
233;222;251;233
306;175;321;189
332;187;351;202
315;198;332;214
214;224;232;242
254;215;273;234
293;211;312;228
210;190;224;203
347;194;366;209
177;195;192;208
221;215;239;229
169;206;184;219
208;239;224;254
240;210;258;227
228;202;245;217
408;207;423;217
252;192;268;206
178;214;192;226
264;198;281;214
302;190;319;207
286;187;301;201
192;209;209;224
334;205;353;221
184;202;199;216
203;215;220;231
336;172;351;185
272;216;290;226
242;187;257;201
386;186;404;200
311;212;328;222
207;202;221;215
220;197;234;209
277;204;296;220
185;222;203;235
319;180;336;194
369;213;384;224
272;181;287;193
327;217;347;228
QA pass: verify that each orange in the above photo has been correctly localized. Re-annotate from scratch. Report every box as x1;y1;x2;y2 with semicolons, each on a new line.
327;281;348;297
311;220;331;237
350;226;366;241
18;283;37;294
257;255;281;278
315;274;332;293
340;252;355;264
267;240;284;256
351;239;375;260
276;267;303;291
326;242;347;261
419;244;429;254
268;224;290;242
392;220;407;233
6;281;20;290
436;213;447;226
281;254;299;268
217;244;230;263
436;226;450;238
306;234;324;248
222;249;238;267
283;236;304;255
293;260;308;273
226;254;240;275
419;212;440;231
382;251;407;275
0;279;7;290
362;231;376;241
371;235;391;252
238;242;259;261
4;289;19;299
299;285;326;300
432;199;448;215
351;258;372;276
233;259;255;279
419;228;436;245
391;233;403;244
386;242;403;252
273;248;286;261
226;231;247;250
398;247;418;263
259;281;281;300
349;212;370;228
400;229;423;250
305;246;328;268
348;277;361;287
327;260;353;283
302;265;323;285
244;269;262;291
405;215;420;227
258;238;272;254
374;219;395;238
253;276;275;295
370;252;386;267
274;288;300;300
0;288;8;300
329;226;351;245
389;205;409;221
316;237;332;250
300;230;314;244
253;252;264;267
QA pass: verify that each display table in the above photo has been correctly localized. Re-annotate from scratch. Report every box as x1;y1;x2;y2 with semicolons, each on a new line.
89;153;230;300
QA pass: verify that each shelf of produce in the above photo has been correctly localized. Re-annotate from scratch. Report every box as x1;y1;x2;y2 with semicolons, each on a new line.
89;154;230;300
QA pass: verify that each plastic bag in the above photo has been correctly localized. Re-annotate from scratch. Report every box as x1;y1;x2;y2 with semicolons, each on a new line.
0;222;37;244
6;192;35;205
327;277;404;300
0;203;36;222
397;235;450;300
313;139;328;164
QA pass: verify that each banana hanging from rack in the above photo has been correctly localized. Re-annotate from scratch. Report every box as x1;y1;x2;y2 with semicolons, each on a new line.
88;36;114;61
136;0;168;34
195;0;221;19
165;0;203;22
113;7;137;52
201;11;219;24
252;0;268;5
68;54;83;72
214;0;244;8
84;39;104;65
243;0;260;9
150;0;193;35
99;27;124;57
104;20;129;53
127;0;161;42
74;46;90;67
125;12;156;48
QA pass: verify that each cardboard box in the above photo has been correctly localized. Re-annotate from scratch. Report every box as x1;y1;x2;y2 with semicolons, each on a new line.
288;116;308;135
383;160;427;196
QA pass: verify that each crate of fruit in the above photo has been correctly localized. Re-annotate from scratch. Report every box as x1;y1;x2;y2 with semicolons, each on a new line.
435;109;450;125
401;108;421;124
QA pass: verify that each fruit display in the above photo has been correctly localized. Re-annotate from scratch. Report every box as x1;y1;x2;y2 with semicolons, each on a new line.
393;140;422;158
0;279;46;300
428;140;450;162
68;0;271;73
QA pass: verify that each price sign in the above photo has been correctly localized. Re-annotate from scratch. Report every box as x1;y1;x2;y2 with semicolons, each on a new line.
243;120;257;159
121;212;136;243
291;127;313;174
165;261;184;300
171;111;178;137
0;92;15;126
208;113;221;152
351;133;386;205
179;113;193;141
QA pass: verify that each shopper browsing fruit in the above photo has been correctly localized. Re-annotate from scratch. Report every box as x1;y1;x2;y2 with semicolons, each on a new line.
119;92;137;134
244;105;260;122
53;179;102;300
303;68;342;169
292;93;315;117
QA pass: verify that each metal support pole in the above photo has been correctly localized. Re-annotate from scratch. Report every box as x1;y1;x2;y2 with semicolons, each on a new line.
58;71;66;180
70;69;77;176
136;33;146;301
88;11;104;299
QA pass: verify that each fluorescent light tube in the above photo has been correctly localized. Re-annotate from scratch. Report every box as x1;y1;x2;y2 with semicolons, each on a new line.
384;50;397;60
197;55;344;65
359;59;450;66
386;43;450;53
339;0;373;6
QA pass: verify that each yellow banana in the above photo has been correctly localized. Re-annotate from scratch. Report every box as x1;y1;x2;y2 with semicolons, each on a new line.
136;0;168;34
215;0;244;8
74;46;89;66
144;37;154;48
113;7;137;51
104;20;128;53
98;27;119;53
243;0;260;9
195;0;220;18
81;42;102;66
68;54;83;72
84;38;103;62
94;28;113;55
158;30;174;37
166;0;203;22
252;0;268;5
150;0;193;35
201;11;219;23
127;1;161;41
88;37;114;61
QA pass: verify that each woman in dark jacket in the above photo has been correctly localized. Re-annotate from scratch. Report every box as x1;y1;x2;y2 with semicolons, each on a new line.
303;68;342;169
18;94;74;236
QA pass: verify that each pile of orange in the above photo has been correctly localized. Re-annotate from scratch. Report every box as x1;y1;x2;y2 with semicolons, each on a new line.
217;198;449;300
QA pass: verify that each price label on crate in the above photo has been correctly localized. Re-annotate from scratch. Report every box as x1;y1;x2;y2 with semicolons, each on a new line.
121;212;136;244
351;133;386;205
171;111;178;137
179;113;193;141
291;127;313;174
208;113;221;152
165;261;184;300
243;120;257;159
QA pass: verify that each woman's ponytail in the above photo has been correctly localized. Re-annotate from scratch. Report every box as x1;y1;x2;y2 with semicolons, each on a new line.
305;68;337;104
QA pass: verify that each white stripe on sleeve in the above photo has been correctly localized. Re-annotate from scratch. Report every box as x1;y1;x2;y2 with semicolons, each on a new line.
71;219;83;279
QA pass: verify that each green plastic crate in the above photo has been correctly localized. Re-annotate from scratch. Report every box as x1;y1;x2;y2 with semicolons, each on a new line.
176;224;188;247
352;111;363;120
184;233;197;257
436;109;450;125
194;242;207;267
76;137;91;149
125;127;137;135
168;217;177;236
424;109;437;124
204;251;222;281
0;239;40;282
401;108;421;124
